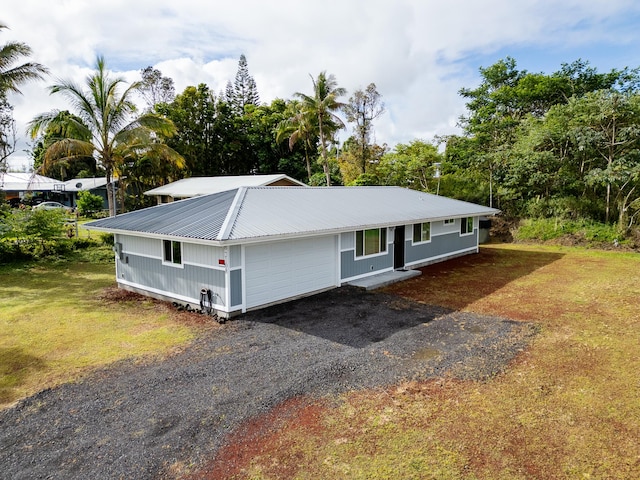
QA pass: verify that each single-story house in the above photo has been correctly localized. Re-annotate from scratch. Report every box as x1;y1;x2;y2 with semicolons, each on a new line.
0;172;63;204
56;177;112;210
86;186;499;318
1;173;116;210
144;174;306;204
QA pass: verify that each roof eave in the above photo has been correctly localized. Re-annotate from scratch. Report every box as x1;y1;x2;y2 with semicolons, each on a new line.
84;226;227;247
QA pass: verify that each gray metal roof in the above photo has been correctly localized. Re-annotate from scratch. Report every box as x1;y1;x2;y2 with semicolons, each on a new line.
144;174;306;198
0;173;63;192
86;189;237;240
86;186;499;244
61;177;109;192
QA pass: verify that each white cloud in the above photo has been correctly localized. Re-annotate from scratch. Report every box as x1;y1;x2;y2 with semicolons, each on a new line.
3;0;640;170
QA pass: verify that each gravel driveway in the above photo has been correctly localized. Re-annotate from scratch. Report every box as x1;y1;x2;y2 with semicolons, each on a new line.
0;286;537;479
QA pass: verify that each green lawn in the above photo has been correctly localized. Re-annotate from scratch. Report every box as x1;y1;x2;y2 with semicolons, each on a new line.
0;260;197;408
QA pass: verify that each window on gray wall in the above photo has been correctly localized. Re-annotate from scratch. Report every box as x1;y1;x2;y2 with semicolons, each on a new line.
460;217;474;235
163;239;182;264
412;222;431;243
356;228;387;257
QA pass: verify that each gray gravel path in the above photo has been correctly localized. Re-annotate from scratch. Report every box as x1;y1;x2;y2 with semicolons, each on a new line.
0;286;537;479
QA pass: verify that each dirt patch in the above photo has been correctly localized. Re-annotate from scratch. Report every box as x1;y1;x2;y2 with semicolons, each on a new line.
186;397;329;480
97;286;219;329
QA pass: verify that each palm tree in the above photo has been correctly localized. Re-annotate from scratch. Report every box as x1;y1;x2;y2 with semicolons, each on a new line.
276;100;317;181
294;72;346;185
0;24;48;96
29;56;184;215
0;24;48;169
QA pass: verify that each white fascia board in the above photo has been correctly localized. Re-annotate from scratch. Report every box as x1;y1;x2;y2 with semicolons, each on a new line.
419;210;500;223
85;227;228;247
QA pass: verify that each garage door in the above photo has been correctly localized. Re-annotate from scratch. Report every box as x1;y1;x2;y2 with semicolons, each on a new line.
245;235;337;309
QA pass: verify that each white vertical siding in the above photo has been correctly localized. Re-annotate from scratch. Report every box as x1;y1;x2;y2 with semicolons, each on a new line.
340;231;354;250
244;235;338;310
121;235;161;258
430;219;459;236
183;243;224;267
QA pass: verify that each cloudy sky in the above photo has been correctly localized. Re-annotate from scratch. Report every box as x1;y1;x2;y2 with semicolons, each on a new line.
3;0;640;171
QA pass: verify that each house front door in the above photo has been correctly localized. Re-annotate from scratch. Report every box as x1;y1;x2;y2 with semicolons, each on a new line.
393;225;405;269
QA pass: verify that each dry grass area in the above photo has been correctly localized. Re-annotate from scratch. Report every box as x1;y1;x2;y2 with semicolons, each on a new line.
0;262;211;409
209;244;640;479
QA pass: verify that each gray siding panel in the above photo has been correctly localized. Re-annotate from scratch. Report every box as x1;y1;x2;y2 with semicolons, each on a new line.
340;231;354;250
118;254;226;302
230;269;242;307
230;245;241;268
405;230;477;265
340;250;393;280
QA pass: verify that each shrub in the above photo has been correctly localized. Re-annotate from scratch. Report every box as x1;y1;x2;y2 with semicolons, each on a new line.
70;237;98;250
0;208;113;264
100;233;114;246
73;243;115;263
24;208;67;240
515;218;621;245
1;208;66;242
76;190;105;216
525;196;605;221
0;239;28;263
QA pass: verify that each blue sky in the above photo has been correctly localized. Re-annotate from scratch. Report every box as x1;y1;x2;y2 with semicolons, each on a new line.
3;0;640;171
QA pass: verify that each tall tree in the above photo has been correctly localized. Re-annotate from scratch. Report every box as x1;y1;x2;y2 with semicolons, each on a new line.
0;24;48;170
276;99;318;181
29;56;184;215
294;72;346;186
139;66;175;111
455;57;640;211
458;57;524;207
227;54;260;114
0;96;16;170
343;83;385;174
236;99;308;180
0;24;48;96
31;110;96;180
157;83;225;176
374;140;442;191
563;90;640;226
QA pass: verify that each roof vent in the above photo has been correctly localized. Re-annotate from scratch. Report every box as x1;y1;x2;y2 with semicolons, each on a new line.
76;182;83;188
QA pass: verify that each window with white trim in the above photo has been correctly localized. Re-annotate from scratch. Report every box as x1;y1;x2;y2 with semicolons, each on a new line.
460;217;474;235
444;218;455;225
412;222;431;243
163;239;182;265
355;228;387;257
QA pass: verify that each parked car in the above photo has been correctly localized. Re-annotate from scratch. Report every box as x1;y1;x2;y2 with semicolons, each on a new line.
33;201;72;211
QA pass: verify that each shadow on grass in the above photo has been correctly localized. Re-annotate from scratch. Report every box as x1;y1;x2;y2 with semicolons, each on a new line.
246;246;563;347
0;347;47;405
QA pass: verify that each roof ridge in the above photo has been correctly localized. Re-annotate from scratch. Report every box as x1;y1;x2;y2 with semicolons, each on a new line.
216;187;246;241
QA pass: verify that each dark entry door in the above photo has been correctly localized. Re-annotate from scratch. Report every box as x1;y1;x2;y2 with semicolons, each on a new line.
393;225;405;269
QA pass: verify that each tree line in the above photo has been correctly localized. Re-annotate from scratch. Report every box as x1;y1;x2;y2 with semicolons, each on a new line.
446;58;640;230
2;21;640;232
20;53;388;214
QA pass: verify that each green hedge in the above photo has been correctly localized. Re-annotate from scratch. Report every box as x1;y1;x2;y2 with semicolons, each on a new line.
514;218;622;244
0;237;113;264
